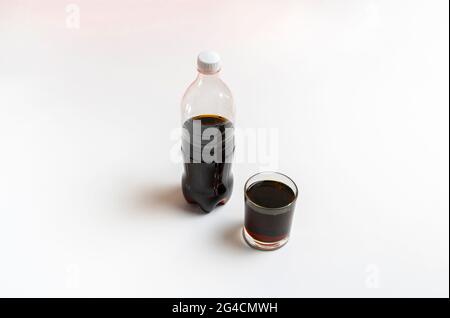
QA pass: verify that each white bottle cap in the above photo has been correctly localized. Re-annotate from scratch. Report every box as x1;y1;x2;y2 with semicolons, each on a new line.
197;50;221;74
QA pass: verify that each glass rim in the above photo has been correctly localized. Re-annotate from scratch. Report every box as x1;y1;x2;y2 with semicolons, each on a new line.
244;171;299;210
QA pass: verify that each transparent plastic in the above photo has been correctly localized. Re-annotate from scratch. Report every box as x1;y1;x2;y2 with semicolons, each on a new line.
180;68;235;212
181;72;235;123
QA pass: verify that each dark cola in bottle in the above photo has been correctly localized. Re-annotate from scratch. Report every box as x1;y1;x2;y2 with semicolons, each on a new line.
180;51;235;212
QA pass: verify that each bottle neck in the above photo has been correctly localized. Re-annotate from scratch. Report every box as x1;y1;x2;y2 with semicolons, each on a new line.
197;71;220;81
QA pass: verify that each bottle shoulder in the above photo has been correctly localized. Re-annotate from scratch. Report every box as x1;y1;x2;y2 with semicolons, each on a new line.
182;77;233;101
181;76;235;121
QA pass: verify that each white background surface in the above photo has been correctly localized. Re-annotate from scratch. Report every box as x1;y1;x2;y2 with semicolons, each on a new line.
0;0;448;297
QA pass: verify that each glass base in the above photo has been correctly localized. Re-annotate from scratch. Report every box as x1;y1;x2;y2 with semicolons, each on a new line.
242;227;289;251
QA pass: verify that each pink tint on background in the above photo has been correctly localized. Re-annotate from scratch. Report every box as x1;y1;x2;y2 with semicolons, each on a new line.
0;0;297;70
0;0;293;40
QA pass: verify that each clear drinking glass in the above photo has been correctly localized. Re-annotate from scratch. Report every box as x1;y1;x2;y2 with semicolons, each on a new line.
243;172;298;251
